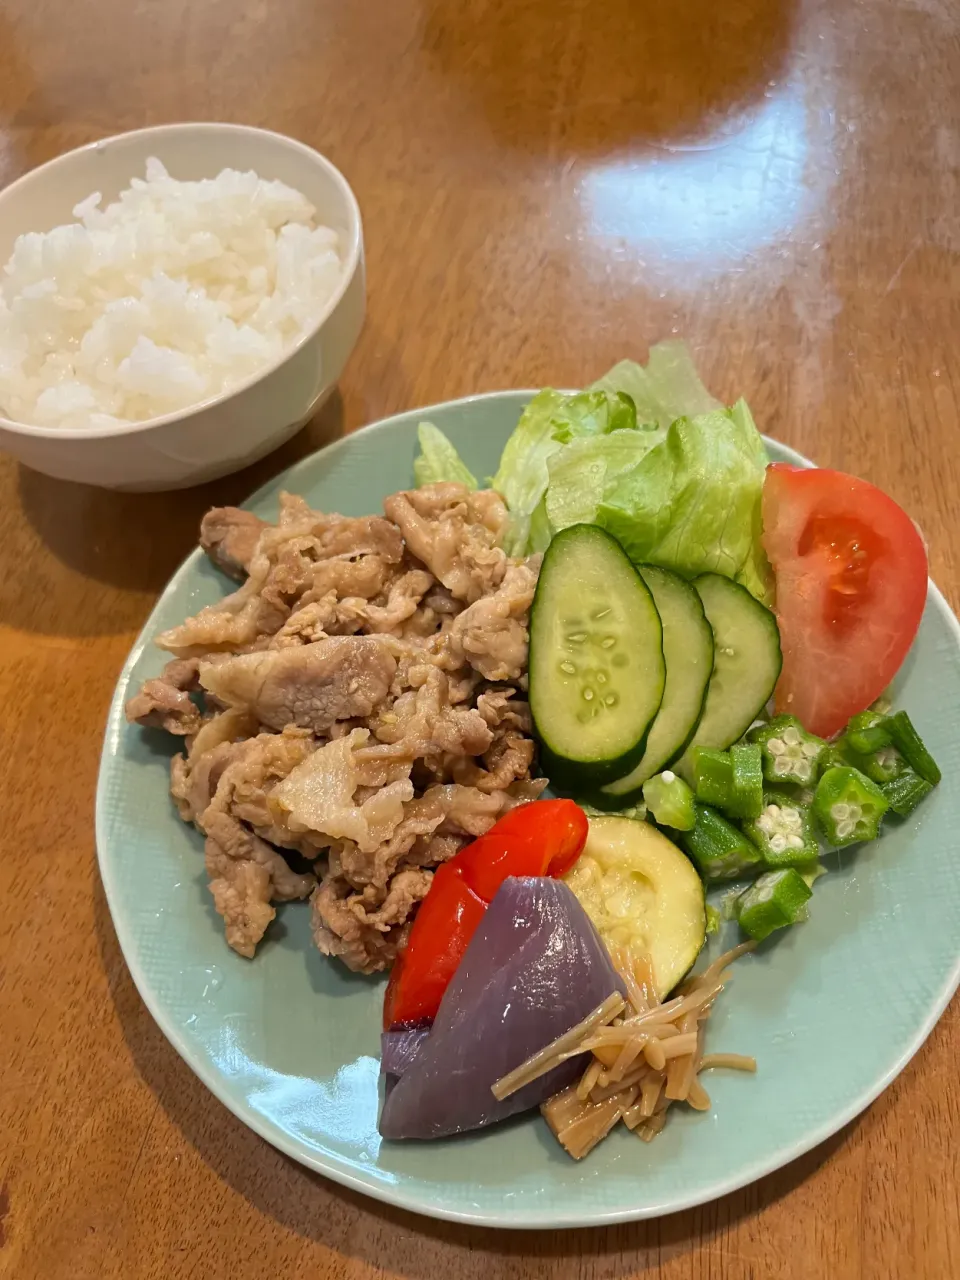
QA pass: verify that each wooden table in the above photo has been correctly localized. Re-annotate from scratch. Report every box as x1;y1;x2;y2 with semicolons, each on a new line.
1;0;958;1276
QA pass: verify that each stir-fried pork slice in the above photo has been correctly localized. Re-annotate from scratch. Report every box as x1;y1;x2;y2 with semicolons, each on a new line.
383;483;508;603
332;788;461;891
172;741;239;826
364;666;493;765
158;493;403;658
451;730;536;793
125;657;204;735
170;707;259;823
275;492;405;563
341;569;435;635
447;560;538;681
198;727;319;853
311;868;433;974
198;636;397;734
200;508;269;580
273;728;414;854
157;552;396;658
204;810;315;958
476;688;533;733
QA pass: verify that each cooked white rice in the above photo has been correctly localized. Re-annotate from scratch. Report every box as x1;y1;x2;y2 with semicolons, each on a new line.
0;158;344;429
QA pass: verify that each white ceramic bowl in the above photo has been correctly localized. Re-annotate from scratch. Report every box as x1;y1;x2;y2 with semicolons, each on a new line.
0;123;365;491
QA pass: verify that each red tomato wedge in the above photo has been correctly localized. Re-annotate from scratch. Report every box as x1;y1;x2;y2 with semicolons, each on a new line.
762;464;927;738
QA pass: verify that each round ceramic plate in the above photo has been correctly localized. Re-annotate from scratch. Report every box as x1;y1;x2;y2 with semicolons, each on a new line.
97;392;960;1228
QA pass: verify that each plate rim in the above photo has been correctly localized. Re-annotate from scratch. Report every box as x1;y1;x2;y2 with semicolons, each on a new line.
95;390;960;1228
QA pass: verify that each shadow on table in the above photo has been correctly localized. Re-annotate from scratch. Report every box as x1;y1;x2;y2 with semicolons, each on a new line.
420;0;797;155
0;392;344;638
93;868;858;1271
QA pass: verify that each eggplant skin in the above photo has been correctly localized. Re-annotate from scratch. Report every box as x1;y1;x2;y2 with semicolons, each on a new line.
378;876;624;1141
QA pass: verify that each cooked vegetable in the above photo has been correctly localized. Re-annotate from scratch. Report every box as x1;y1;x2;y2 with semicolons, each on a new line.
383;800;589;1029
735;869;812;942
880;769;934;817
600;565;714;799
378;877;624;1140
680;803;764;881
642;770;696;830
453;798;588;900
382;862;486;1031
381;1027;430;1079
672;574;782;782
749;714;826;786
762;464;928;738
743;792;820;868
536;941;756;1156
530;525;665;786
886;711;941;785
564;816;706;998
813;766;889;847
412;422;478;489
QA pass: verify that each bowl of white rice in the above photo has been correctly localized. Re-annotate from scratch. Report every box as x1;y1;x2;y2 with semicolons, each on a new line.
0;123;364;490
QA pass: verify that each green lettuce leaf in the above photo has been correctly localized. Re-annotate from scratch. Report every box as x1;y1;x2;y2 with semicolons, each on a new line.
543;427;664;532
591;400;773;601
413;422;477;490
590;339;722;428
491;389;640;554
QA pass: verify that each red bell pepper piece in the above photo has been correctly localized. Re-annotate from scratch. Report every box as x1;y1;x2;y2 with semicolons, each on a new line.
453;799;588;901
382;799;589;1029
383;861;486;1030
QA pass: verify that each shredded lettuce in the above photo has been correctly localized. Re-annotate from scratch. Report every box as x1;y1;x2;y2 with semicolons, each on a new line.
413;422;477;490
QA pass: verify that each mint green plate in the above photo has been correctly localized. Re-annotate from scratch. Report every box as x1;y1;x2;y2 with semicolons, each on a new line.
97;392;960;1228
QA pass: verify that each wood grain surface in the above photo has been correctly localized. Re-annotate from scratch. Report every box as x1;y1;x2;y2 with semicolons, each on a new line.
1;1;958;1277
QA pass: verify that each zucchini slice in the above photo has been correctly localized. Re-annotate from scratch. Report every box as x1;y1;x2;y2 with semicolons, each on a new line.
600;565;714;801
672;574;782;783
530;525;665;787
564;816;707;999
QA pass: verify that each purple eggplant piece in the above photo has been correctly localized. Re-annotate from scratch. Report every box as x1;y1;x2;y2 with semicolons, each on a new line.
381;1027;431;1078
378;876;624;1141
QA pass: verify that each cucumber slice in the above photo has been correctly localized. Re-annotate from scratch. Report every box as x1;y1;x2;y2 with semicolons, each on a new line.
530;525;665;786
673;574;782;784
599;565;714;801
564;816;706;998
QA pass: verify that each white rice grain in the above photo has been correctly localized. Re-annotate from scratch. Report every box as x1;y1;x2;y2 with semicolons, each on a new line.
0;159;344;429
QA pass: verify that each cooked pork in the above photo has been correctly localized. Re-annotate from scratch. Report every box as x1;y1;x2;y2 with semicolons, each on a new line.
204;809;315;958
383;484;508;603
126;482;542;969
200;508;269;579
125;656;204;735
198;636;397;733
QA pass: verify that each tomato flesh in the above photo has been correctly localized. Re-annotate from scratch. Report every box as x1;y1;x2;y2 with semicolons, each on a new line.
762;464;927;738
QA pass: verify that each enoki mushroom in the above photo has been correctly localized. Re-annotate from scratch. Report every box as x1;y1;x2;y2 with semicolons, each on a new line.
492;942;757;1160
